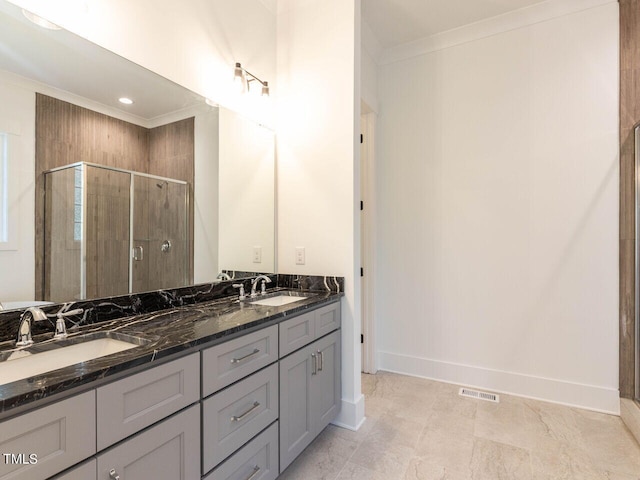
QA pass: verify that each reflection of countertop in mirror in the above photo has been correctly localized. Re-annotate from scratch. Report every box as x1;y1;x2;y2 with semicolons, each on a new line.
0;288;342;417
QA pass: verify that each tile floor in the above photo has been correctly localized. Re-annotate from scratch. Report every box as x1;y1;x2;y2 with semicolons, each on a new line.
278;372;640;480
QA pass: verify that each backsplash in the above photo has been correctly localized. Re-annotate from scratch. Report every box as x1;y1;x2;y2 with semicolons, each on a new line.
0;273;343;345
277;274;344;293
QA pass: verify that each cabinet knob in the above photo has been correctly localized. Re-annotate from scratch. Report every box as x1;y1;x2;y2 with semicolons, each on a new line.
109;469;120;480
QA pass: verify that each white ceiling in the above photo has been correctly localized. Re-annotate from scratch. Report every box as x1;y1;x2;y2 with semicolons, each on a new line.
0;1;206;124
361;0;550;49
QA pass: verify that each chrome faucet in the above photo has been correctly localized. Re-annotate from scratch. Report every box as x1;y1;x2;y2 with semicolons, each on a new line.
233;283;247;301
250;275;272;298
54;309;84;340
16;307;48;347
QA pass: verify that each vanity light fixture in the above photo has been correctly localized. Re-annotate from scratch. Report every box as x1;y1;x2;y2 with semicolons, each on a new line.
22;9;62;30
118;97;134;105
233;62;269;96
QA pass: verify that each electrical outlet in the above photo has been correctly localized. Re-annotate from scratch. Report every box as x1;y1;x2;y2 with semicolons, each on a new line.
253;246;262;263
295;247;305;265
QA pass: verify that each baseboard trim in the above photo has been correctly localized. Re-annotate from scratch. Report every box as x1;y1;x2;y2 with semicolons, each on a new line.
621;398;640;446
331;394;366;431
378;351;620;414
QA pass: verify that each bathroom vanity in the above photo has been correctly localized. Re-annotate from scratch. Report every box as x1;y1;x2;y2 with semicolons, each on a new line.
0;286;342;480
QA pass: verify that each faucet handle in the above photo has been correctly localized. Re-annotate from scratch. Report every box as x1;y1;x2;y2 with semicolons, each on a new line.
260;280;268;295
232;284;246;300
53;309;83;339
54;318;68;339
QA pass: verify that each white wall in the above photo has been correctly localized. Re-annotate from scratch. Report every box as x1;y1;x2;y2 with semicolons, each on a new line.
376;2;620;412
277;0;364;429
218;108;275;273
361;20;380;113
0;73;35;302
6;0;277;127
194;107;220;283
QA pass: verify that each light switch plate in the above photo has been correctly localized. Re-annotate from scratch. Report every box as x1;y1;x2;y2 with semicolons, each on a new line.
295;247;305;265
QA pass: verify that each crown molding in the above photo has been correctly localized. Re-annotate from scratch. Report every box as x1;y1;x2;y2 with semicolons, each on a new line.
378;0;616;65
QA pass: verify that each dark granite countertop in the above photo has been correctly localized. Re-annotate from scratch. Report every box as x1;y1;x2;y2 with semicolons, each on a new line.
0;288;343;418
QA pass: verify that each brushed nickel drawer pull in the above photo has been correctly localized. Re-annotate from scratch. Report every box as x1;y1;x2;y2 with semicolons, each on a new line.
231;401;260;422
109;469;120;480
318;350;324;372
245;465;260;480
231;348;260;364
311;353;317;375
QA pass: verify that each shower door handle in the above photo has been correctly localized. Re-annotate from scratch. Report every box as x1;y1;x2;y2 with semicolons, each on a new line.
132;245;144;261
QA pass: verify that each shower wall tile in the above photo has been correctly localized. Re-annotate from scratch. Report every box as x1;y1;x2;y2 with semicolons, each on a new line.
620;0;639;398
35;94;195;300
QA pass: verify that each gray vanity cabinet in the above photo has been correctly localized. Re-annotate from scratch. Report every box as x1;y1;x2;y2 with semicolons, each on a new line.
96;352;200;450
52;460;96;480
279;303;341;358
0;391;96;480
279;329;341;472
204;421;279;480
96;403;200;480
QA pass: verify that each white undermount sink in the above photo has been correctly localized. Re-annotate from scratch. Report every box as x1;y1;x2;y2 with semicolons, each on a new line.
0;335;143;385
249;294;308;307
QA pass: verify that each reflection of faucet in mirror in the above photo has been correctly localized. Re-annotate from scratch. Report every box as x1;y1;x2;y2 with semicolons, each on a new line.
233;283;247;301
217;272;231;281
16;307;48;347
250;275;272;298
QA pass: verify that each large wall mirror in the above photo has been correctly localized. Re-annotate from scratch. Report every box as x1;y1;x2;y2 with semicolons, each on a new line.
0;0;275;308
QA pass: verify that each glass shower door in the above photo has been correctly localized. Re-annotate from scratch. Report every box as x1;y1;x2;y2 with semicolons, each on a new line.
131;175;188;293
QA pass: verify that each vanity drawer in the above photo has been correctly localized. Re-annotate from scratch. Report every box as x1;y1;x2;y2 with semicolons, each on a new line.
202;364;278;474
279;302;341;357
96;353;200;450
279;311;315;357
0;391;96;480
51;459;96;480
314;302;341;338
204;421;278;480
203;325;278;397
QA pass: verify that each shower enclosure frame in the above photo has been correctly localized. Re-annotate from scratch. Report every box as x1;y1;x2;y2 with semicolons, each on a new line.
633;124;640;403
44;161;189;300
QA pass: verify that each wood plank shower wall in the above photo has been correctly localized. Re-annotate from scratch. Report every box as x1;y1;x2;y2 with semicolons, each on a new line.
35;94;194;300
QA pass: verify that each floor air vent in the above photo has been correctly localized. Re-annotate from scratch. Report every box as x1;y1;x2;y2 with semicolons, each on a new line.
459;388;499;403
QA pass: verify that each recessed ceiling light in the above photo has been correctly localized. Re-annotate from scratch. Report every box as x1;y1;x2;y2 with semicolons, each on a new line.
205;98;218;107
22;9;62;30
118;97;134;105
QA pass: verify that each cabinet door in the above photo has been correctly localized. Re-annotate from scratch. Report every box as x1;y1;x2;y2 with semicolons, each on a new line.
0;390;96;480
311;330;341;433
97;404;199;480
279;344;315;472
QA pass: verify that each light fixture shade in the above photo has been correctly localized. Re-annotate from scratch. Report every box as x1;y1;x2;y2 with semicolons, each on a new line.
261;81;269;97
234;62;246;93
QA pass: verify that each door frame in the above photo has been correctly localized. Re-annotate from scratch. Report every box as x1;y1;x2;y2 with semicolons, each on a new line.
360;107;377;374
